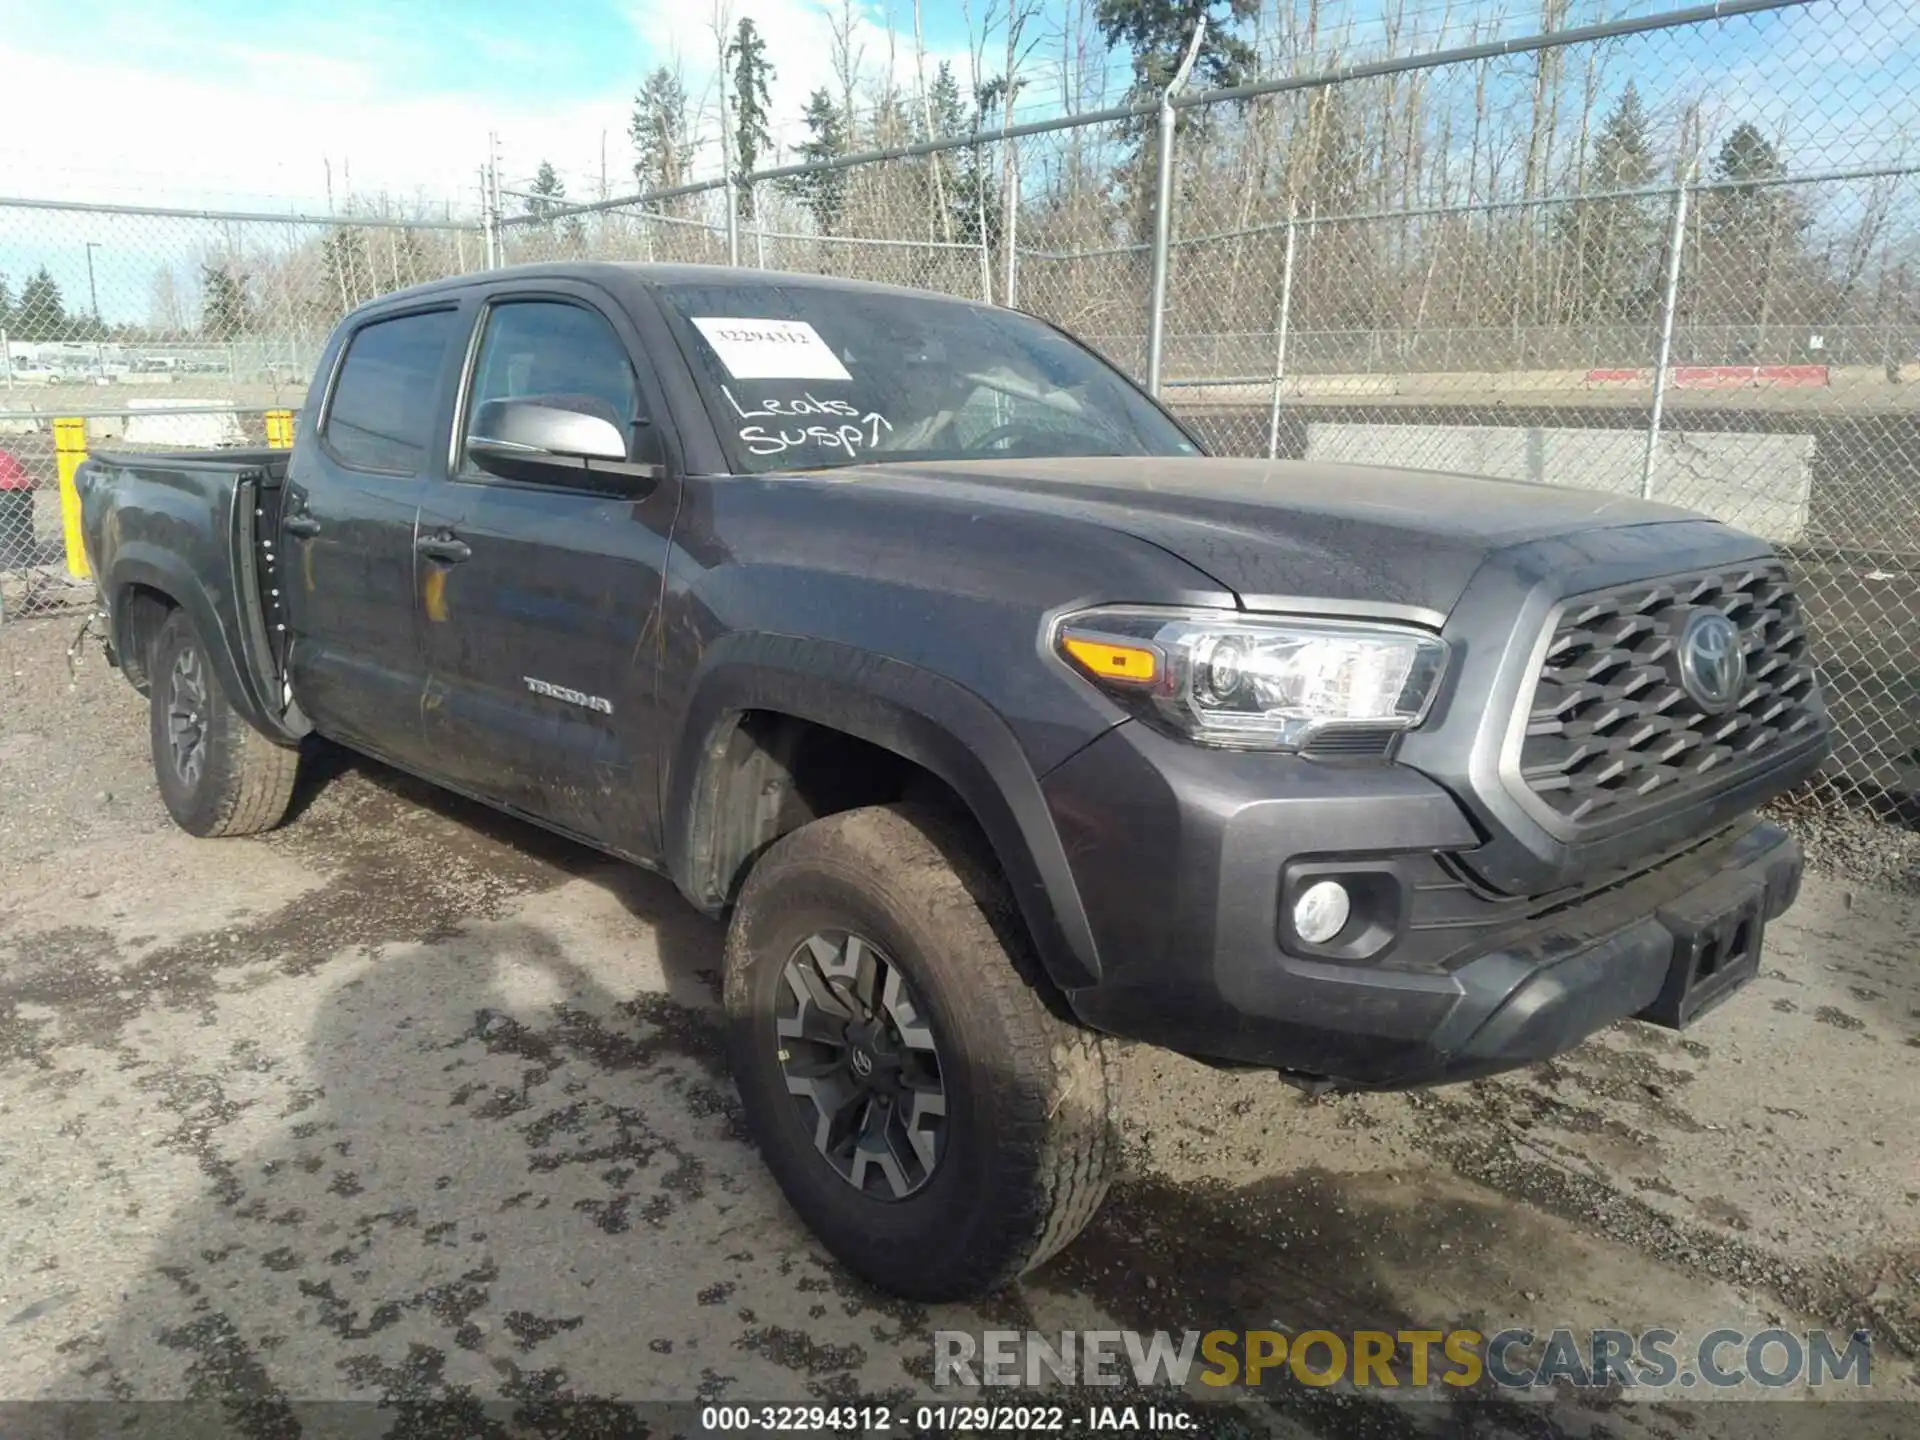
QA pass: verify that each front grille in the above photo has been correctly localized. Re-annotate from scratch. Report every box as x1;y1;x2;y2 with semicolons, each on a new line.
1517;564;1820;825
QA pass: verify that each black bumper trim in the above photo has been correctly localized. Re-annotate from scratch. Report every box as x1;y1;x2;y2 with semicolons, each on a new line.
1043;720;1805;1089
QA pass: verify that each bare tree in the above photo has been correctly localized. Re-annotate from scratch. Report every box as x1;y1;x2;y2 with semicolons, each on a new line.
830;0;867;142
915;0;953;241
150;267;188;336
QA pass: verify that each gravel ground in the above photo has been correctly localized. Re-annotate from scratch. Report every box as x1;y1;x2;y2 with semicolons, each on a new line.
1;613;1916;1438
1763;789;1920;898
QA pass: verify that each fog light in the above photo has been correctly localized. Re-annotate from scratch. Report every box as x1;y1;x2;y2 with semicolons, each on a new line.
1293;880;1352;945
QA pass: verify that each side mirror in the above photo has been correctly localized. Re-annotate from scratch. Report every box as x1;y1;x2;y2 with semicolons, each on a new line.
467;398;661;492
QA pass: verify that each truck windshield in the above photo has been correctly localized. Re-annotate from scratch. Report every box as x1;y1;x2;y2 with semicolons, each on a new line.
655;282;1202;474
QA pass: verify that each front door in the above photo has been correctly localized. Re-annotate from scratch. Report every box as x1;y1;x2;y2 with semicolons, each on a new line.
281;303;464;768
415;289;677;856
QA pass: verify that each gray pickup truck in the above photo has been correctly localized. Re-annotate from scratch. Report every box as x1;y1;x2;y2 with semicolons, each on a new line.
75;263;1831;1300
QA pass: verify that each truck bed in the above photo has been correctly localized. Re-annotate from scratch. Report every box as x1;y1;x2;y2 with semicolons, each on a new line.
89;447;292;476
74;448;302;742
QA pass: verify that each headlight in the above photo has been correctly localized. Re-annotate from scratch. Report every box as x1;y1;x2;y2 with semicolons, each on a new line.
1053;606;1448;751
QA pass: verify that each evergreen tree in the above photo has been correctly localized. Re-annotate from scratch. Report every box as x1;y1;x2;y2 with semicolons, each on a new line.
728;18;775;216
630;66;693;194
924;62;980;243
1698;121;1810;331
783;89;849;232
1557;83;1662;321
1095;0;1256;236
1705;122;1801;241
200;263;251;339
320;227;370;316
1094;0;1257;136
526;160;566;219
16;268;65;342
928;61;966;140
931;69;1004;247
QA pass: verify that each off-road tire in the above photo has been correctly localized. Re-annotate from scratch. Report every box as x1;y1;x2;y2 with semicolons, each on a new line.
724;802;1114;1300
147;608;299;838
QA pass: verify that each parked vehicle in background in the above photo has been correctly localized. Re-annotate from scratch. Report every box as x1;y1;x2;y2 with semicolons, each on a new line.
0;447;36;560
6;359;66;384
74;263;1831;1300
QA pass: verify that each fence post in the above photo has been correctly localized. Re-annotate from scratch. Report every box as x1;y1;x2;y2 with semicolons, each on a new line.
723;170;741;268
1264;208;1300;460
266;409;296;448
1641;175;1694;500
1;328;11;389
751;181;767;269
53;416;90;580
1145;19;1206;397
1002;147;1020;309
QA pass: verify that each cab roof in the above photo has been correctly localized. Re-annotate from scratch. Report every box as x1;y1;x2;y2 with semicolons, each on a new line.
355;261;987;316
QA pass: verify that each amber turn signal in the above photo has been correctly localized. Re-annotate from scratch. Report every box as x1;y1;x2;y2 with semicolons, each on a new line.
1060;633;1159;685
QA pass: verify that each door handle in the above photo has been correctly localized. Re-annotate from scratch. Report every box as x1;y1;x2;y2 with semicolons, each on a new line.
283;513;321;537
415;533;472;564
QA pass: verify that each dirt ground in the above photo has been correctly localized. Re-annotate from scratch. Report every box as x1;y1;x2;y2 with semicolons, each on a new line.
1;614;1916;1438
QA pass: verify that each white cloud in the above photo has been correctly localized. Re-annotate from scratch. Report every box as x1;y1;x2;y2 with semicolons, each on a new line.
0;0;1072;218
0;39;616;214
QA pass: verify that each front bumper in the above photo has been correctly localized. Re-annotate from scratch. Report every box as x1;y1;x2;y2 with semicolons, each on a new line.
1040;721;1805;1088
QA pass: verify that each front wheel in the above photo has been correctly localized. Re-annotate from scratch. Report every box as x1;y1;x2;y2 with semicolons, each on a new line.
147;608;299;838
724;803;1114;1300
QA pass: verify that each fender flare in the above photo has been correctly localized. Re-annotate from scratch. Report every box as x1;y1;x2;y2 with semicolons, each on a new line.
105;544;301;745
665;632;1103;989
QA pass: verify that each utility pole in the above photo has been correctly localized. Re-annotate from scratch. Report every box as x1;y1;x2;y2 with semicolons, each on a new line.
484;132;505;269
481;164;498;269
85;240;105;375
85;242;102;323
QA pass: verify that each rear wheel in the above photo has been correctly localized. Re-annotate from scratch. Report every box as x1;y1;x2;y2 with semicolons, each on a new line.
147;608;299;837
724;803;1114;1300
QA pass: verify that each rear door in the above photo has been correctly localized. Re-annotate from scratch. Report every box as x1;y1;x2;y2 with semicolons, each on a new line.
415;284;679;856
280;303;464;767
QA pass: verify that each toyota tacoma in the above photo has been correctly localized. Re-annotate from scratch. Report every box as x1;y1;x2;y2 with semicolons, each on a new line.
74;263;1831;1300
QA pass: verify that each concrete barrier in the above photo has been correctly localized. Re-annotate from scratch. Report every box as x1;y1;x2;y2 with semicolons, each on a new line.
1579;365;1832;388
1304;421;1815;544
117;399;248;449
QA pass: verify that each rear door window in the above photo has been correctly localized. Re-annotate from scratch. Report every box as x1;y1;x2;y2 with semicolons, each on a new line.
323;308;460;473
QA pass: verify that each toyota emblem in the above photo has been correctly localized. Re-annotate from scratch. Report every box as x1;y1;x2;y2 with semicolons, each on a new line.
1678;609;1746;713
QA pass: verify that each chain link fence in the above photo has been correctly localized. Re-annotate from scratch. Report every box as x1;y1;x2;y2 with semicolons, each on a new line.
0;197;486;615
1;0;1914;802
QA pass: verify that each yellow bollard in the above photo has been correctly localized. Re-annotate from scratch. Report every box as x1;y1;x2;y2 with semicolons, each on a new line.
53;417;89;580
265;409;296;448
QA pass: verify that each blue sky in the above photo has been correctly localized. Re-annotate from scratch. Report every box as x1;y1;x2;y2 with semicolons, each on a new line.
0;0;993;324
0;0;990;212
2;0;1914;327
5;0;1904;217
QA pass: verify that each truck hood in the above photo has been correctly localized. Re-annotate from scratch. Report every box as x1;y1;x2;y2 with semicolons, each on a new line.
813;456;1702;618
